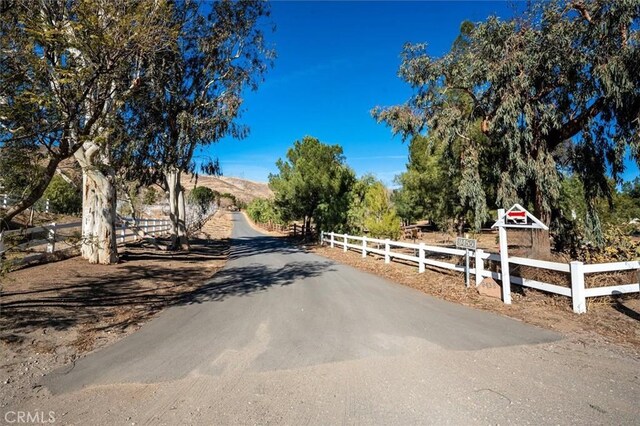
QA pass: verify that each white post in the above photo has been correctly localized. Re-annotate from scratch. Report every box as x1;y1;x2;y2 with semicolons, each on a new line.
145;220;149;236
343;234;347;252
121;222;126;244
45;198;50;213
0;231;5;254
362;236;367;258
384;239;390;264
2;193;6;209
46;222;56;253
475;249;485;286
321;231;324;245
330;232;335;248
418;243;425;273
497;209;511;304
570;261;587;314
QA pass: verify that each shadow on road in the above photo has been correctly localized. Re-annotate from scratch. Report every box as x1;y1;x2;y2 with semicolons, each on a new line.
0;235;333;344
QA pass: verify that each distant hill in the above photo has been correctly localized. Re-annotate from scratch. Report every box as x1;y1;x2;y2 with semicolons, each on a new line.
180;174;272;204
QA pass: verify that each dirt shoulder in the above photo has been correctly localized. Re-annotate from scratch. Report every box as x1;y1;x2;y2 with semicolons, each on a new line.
310;244;640;356
0;210;232;408
241;211;289;237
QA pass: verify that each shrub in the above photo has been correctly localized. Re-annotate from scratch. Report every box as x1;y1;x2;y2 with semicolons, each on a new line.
188;186;217;215
42;175;81;214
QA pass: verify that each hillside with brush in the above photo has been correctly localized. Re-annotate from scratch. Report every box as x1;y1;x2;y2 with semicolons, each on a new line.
181;174;272;204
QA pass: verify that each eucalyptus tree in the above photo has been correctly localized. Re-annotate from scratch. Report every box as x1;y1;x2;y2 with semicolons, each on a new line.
123;0;273;250
0;0;174;263
373;0;639;248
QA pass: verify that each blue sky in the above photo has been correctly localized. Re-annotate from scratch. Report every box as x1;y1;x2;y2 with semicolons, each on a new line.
197;1;639;186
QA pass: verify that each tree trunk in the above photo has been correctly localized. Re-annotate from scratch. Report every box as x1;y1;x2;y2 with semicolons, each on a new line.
0;156;62;230
75;144;118;264
533;186;552;258
167;168;189;251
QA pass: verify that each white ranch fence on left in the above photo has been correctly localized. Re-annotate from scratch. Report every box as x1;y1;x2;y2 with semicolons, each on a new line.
320;231;640;314
0;217;171;259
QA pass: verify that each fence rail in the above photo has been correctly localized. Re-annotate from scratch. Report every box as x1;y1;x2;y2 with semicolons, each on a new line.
321;231;640;314
253;221;316;237
1;193;51;213
0;217;171;257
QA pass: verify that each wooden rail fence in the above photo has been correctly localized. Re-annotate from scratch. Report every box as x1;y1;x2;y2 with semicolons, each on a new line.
321;231;640;314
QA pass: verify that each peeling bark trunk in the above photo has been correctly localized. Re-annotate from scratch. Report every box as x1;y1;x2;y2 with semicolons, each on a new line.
167;168;189;251
75;144;118;264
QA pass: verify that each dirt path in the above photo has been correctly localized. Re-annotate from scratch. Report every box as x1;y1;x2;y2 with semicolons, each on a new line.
0;210;232;409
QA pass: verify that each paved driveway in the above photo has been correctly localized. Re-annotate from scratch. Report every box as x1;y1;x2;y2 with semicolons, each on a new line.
33;212;639;424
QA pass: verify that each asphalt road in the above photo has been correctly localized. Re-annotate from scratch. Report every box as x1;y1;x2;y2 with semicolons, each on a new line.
33;212;639;424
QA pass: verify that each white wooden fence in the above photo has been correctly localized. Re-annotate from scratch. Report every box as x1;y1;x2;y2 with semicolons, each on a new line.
1;193;50;213
0;217;171;257
321;231;640;314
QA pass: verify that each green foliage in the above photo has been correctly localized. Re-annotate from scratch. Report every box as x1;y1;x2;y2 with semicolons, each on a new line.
219;193;237;206
188;187;217;215
553;174;640;258
346;175;401;239
246;198;283;224
374;1;640;244
269;136;355;233
0;142;45;198
392;133;496;231
42;175;81;215
142;188;159;205
0;0;175;223
347;176;401;239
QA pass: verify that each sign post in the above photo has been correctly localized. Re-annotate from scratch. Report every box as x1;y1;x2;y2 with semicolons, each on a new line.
456;237;476;288
492;204;548;305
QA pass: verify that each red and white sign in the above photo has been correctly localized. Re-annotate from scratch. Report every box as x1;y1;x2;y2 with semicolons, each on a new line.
492;204;548;230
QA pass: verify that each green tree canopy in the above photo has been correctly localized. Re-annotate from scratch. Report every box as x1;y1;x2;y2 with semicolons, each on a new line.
348;175;401;239
188;187;217;216
269;136;355;234
373;0;640;245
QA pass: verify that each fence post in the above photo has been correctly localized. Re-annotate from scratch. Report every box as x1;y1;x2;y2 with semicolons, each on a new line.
343;234;347;252
497;208;512;304
45;198;50;213
46;222;56;253
570;261;586;314
134;219;138;241
293;223;297;237
330;232;334;248
321;230;324;245
475;249;485;286
144;220;149;236
362;236;367;258
384;239;390;264
121;222;126;244
0;231;5;255
418;243;425;273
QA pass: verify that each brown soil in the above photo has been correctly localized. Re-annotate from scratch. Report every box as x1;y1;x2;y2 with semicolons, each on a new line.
0;210;232;408
310;244;640;355
181;174;272;205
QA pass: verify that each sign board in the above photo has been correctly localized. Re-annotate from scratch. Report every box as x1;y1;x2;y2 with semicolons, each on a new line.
492;203;548;230
455;237;477;250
